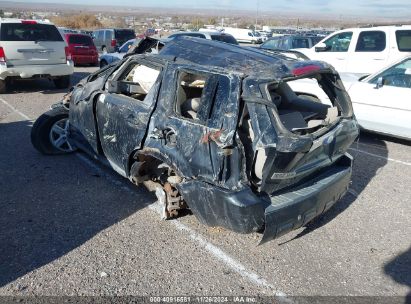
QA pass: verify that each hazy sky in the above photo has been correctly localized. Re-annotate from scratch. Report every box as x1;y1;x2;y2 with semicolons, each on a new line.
11;0;411;17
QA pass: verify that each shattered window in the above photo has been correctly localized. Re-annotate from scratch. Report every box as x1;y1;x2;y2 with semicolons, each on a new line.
116;62;161;103
175;72;217;123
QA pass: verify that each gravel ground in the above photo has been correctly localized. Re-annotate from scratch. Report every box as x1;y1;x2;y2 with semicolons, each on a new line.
0;67;410;299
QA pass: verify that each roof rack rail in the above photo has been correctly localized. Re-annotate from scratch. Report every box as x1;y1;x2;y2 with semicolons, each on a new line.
359;23;408;28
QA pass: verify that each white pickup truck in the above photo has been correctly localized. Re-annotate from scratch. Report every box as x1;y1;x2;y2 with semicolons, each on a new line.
294;25;411;76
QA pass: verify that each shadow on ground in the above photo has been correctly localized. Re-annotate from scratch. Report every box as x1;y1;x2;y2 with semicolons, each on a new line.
384;246;411;303
0;119;155;287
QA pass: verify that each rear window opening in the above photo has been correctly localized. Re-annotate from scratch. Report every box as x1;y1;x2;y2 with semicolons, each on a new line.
0;23;63;42
265;75;342;135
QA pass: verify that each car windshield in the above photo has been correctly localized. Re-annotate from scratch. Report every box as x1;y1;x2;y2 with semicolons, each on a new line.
68;35;93;45
0;23;63;42
210;34;238;45
114;29;135;40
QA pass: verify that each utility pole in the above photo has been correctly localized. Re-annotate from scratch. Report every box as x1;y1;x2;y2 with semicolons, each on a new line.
255;0;259;30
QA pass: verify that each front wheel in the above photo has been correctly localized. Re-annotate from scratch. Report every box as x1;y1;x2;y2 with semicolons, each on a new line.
31;107;77;155
53;76;71;89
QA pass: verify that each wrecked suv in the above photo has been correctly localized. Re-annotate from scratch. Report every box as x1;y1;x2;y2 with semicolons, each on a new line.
31;37;359;244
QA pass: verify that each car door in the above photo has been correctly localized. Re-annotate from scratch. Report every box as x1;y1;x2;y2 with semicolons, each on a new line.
346;30;389;75
313;31;354;72
144;64;242;186
348;58;411;138
95;58;163;176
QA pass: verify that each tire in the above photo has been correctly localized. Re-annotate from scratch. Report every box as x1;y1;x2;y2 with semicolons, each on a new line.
31;106;77;155
53;76;71;89
100;59;108;68
0;79;7;94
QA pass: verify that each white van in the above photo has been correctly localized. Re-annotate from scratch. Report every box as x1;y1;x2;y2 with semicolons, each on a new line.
223;28;262;44
0;19;74;93
294;25;411;76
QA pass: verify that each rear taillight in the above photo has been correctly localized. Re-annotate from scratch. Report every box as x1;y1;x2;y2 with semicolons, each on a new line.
292;64;321;77
111;39;117;47
65;46;72;61
0;47;6;63
21;20;37;24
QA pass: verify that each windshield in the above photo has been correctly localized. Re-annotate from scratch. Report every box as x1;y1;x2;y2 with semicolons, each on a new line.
0;23;63;42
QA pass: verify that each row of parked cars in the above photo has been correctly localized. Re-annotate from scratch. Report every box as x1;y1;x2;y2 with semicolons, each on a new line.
1;18;410;140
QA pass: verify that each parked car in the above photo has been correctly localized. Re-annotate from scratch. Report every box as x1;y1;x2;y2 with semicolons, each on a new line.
294;25;411;76
222;28;262;44
344;56;411;139
288;56;411;140
64;33;98;66
261;35;322;51
168;31;238;45
31;36;359;244
99;39;135;67
92;28;136;53
0;19;74;93
99;37;167;67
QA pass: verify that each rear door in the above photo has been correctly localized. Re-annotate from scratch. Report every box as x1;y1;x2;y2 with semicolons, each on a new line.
95;59;163;175
68;34;94;56
145;64;242;186
0;22;66;66
346;30;389;75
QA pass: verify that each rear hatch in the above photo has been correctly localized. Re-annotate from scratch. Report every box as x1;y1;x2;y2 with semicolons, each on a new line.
67;34;95;55
240;62;359;194
0;21;66;66
114;29;135;46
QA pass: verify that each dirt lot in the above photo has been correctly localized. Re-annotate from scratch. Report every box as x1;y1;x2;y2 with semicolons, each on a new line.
0;67;410;298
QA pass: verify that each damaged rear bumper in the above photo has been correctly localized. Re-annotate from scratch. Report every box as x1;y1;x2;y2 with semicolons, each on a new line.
260;153;352;244
178;153;353;244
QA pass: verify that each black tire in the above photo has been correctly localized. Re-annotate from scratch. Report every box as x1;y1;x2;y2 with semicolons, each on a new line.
0;79;7;94
31;106;76;155
100;59;108;68
53;76;71;89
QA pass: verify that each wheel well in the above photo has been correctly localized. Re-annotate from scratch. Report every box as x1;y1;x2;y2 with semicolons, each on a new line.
127;149;183;180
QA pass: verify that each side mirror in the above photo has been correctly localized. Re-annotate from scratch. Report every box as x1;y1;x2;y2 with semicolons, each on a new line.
375;76;384;89
315;42;328;52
